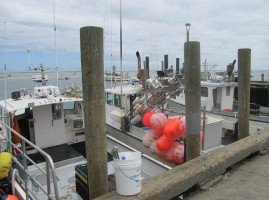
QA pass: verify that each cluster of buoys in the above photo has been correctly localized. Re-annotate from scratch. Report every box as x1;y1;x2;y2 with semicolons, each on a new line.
142;113;204;164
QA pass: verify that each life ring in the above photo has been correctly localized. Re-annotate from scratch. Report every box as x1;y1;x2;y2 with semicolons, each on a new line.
12;117;22;155
223;109;232;112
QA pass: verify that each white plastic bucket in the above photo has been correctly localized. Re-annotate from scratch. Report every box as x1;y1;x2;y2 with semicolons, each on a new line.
113;151;142;196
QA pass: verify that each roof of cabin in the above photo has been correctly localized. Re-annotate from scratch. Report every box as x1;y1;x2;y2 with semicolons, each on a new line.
201;81;237;87
105;83;144;95
0;95;82;113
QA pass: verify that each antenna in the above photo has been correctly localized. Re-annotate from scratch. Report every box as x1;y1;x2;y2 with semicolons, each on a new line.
120;0;123;106
3;22;7;114
53;0;59;87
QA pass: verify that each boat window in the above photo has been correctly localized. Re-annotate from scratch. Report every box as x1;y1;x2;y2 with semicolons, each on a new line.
114;94;121;108
201;87;208;97
226;86;231;96
63;102;75;110
52;103;61;119
106;93;113;105
15;109;25;116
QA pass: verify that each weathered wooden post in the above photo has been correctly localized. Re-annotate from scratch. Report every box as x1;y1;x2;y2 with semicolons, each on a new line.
238;48;251;139
145;56;149;78
164;54;168;73
261;73;264;82
176;57;180;74
80;26;108;198
184;41;201;161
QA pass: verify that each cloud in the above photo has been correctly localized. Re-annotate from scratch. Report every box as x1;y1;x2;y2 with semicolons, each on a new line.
0;0;268;72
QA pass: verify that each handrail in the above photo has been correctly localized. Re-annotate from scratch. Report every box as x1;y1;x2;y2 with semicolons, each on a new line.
0;120;59;200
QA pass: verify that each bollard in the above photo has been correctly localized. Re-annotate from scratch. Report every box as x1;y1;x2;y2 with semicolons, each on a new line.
80;26;108;198
238;48;251;139
184;41;201;161
146;56;149;78
176;58;180;75
164;55;168;73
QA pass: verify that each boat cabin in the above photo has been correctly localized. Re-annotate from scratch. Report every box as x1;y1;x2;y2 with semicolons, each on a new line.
105;84;144;124
0;92;84;149
172;81;237;112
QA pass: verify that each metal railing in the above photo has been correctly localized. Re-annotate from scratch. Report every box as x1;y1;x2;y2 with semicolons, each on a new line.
0;119;59;200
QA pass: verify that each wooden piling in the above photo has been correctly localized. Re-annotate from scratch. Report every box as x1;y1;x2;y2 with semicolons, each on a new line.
238;48;251;139
176;57;180;74
164;54;168;72
145;56;149;78
261;74;264;82
184;41;201;161
80;26;108;198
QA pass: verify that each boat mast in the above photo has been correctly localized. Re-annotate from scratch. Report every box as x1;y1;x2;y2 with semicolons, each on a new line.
120;0;123;106
26;48;31;69
3;22;7;114
53;0;59;87
110;0;113;89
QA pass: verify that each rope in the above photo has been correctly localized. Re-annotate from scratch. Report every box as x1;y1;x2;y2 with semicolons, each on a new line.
4;136;12;151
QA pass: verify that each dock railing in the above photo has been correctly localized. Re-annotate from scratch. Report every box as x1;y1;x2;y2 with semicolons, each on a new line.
0;119;59;200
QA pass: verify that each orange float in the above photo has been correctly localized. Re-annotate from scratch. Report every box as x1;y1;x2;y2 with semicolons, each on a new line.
156;118;181;151
0;195;20;200
12;117;22;155
142;112;154;128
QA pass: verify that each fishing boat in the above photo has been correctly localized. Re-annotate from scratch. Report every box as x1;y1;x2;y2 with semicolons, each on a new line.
0;65;171;199
32;74;48;83
104;66;130;82
58;74;69;80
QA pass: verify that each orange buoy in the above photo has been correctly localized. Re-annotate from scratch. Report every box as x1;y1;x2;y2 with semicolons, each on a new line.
149;141;166;157
0;195;20;200
156;135;174;151
163;118;181;140
12;117;22;155
142;112;154;128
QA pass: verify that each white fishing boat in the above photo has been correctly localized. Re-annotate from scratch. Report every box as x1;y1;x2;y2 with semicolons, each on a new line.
32;74;48;83
104;66;130;82
0;66;171;199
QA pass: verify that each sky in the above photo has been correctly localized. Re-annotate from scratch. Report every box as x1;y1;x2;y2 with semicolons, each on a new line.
0;0;269;72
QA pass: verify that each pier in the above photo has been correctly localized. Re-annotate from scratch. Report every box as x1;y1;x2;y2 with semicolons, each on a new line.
96;129;269;200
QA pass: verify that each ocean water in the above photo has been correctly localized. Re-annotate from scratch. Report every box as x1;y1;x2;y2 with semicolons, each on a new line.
0;71;138;99
0;70;268;100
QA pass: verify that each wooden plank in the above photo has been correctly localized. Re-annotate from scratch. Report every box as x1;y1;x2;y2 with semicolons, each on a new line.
96;129;269;200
